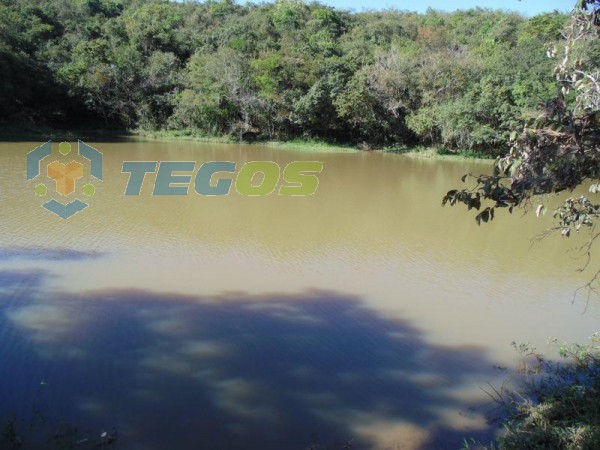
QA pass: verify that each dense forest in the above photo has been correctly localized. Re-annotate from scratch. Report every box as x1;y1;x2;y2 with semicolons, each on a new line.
0;0;570;153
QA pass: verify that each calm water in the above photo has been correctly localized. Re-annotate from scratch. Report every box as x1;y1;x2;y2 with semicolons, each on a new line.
0;140;599;449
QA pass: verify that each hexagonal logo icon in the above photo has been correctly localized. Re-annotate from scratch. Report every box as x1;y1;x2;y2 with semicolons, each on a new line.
26;140;103;219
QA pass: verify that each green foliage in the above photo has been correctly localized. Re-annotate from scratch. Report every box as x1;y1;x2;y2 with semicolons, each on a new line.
444;1;600;241
520;11;568;41
271;0;307;33
484;336;600;450
0;0;568;153
123;2;184;56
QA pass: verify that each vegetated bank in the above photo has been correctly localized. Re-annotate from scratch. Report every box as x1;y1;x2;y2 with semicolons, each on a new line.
1;0;567;156
465;337;600;450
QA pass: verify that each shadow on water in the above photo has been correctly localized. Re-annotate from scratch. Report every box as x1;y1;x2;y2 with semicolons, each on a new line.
0;247;104;262
0;258;501;449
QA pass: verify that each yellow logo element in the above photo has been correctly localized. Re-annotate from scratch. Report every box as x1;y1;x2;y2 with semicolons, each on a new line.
47;160;84;196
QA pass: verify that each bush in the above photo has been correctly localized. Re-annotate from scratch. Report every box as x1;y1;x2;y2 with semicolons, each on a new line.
474;335;600;450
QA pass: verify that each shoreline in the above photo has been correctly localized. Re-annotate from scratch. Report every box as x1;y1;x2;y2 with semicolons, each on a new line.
0;125;494;162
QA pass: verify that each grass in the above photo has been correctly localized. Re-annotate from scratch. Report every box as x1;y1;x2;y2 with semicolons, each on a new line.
261;139;357;153
133;130;495;157
0;123;495;159
130;128;236;144
384;144;495;161
132;129;358;152
467;336;600;450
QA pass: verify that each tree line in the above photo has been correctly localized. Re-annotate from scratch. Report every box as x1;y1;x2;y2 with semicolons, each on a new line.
0;0;569;153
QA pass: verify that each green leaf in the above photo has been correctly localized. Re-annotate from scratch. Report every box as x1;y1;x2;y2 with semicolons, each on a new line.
481;209;490;223
509;160;522;177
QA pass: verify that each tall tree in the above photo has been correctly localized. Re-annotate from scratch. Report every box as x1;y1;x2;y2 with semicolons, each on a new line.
443;0;600;286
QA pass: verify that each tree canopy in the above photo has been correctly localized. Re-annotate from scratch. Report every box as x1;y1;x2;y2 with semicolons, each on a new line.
443;0;600;288
0;0;568;153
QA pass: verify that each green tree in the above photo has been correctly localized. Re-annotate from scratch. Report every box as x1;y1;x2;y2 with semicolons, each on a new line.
0;0;573;147
172;47;264;138
443;0;600;280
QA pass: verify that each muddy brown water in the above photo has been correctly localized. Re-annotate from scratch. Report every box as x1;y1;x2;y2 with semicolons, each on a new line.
0;140;598;449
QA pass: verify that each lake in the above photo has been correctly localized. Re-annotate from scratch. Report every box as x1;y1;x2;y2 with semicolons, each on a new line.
0;140;598;449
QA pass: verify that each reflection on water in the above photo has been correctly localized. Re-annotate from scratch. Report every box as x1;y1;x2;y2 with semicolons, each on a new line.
0;141;599;449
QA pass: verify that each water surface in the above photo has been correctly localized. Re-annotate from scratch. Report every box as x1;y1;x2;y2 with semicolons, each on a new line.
0;141;598;449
